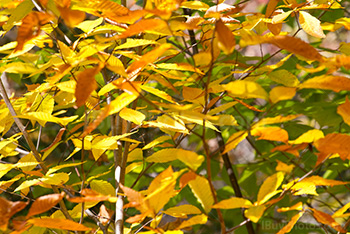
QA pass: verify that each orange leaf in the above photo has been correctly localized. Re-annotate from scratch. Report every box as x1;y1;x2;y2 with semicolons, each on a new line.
271;143;308;157
67;189;117;203
81;106;110;138
41;128;65;152
120;184;147;212
15;12;52;51
26;192;65;218
265;0;279;18
337;96;350;126
300;75;350;92
117;19;169;39
27;218;90;231
251;126;288;142
264;35;324;61
277;211;304;234
57;6;85;28
127;44;172;79
310;208;346;233
215;19;235;55
314;133;350;160
0;197;28;231
75;65;102;107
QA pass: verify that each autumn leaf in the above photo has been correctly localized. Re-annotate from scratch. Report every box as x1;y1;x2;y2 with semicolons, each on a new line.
215;19;235;55
223;130;248;154
188;175;214;213
163;204;201;218
264;35;324;61
257;172;284;205
27;218;90;231
277;211;304;234
75;65;102;107
224;80;268;100
26;192;65;218
98;204;114;225
314;133;350;160
288;129;324;144
244;205;266;223
269;86;296;103
299;11;325;38
299;75;350;92
337;96;350;126
15;11;52;51
251;126;289;143
212;197;252;209
310;208;346;233
0;197;28;231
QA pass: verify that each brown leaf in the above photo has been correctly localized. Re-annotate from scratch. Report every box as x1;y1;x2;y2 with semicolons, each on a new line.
75;65;102;107
264;35;324;61
41;128;65;152
310;208;346;233
15;12;53;51
265;0;280;18
215;19;235;55
26;192;64;218
27;218;90;231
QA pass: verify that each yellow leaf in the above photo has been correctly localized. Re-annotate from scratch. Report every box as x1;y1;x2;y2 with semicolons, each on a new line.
177;214;208;229
256;114;301;126
310;208;346;233
141;85;175;103
115;38;159;50
108;93;138;115
120;108;145;125
0;163;14;179
251;126;289;142
289;129;324;144
276;211;304;234
118;19;169;39
15;179;40;192
46;162;84;175
223;80;268;100
244;205;266;223
146;167;178;213
156;63;204;74
145;114;188;134
127;148;143;162
181;1;209;11
333;201;350;218
163;204;202;218
90;180;115;196
40;173;68;186
271;10;293;24
212;197;252;209
16;112;78;126
277;202;303;213
188;175;214;213
91;132;136;150
268;69;300;87
257;172;284;205
314;133;350;160
337;96;350;126
27;218;90;231
269;86;296;103
76;17;104;32
300;75;350;92
215;19;235;55
299;11;325;38
276;160;295;173
223;130;248;154
146;149;204;170
264;35;324;61
142;135;172;150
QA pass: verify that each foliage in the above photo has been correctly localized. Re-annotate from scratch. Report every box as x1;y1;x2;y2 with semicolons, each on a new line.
1;0;350;233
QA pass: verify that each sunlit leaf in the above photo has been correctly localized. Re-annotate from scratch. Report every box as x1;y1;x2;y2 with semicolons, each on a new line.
146;148;204;170
16;112;78;126
251;126;289;142
177;214;208;229
276;160;295;173
120;108;145;125
300;75;350;92
188;175;214;213
40;173;69;185
244;205;266;223
212;197;252;209
277;202;303;213
314;133;350;160
141;85;175;103
108;92;139;115
276;211;304;234
163;204;202;218
289;129;324;144
257;172;284;205
117;19;169;39
223;130;248;154
181;1;209;11
299;11;325;38
224;80;268;100
142;135;172;150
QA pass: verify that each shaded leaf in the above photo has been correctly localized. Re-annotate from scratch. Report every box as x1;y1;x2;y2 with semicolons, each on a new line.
0;197;28;231
270;86;296;103
163;204;201;218
177;214;208;230
27;218;90;231
268;70;300;87
310;208;346;233
26;192;65;218
90;180;115;196
215;19;235;55
337;96;350;126
244;205;266;223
